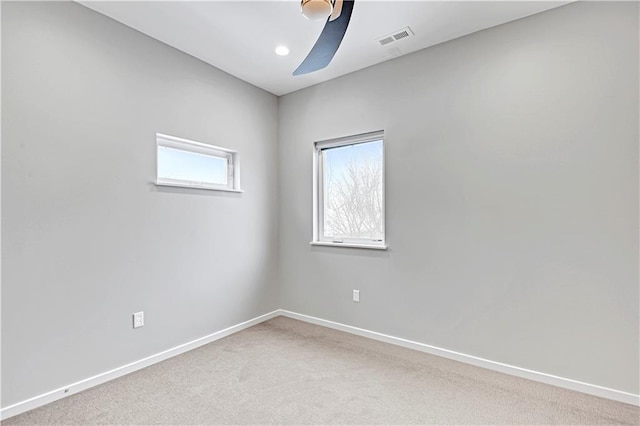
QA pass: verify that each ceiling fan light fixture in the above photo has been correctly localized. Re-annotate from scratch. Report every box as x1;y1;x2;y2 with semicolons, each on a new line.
301;0;333;21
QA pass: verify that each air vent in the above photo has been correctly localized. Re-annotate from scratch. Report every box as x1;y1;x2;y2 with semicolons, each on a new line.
376;26;414;47
393;30;410;41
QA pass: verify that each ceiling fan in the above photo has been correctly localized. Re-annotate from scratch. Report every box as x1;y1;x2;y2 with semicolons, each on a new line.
293;0;355;76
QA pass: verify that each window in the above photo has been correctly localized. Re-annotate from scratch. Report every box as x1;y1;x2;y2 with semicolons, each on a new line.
155;133;242;192
312;130;386;249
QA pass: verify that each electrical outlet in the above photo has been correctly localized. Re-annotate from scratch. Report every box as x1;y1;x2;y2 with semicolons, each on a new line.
133;311;144;329
353;289;360;302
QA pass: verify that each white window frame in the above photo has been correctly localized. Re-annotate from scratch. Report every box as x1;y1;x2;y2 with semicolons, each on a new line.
155;133;242;193
311;130;387;250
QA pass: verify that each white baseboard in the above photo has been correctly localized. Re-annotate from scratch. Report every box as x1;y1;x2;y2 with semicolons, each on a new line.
3;308;637;421
0;310;280;421
279;310;640;407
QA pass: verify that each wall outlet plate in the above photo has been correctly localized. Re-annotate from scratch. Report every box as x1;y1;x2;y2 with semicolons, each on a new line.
353;290;360;302
133;311;144;328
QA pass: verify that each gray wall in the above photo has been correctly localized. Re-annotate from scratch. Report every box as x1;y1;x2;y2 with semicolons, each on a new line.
2;1;279;406
278;1;639;394
3;0;638;409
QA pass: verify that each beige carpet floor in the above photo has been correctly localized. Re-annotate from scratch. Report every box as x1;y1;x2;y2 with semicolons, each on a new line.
3;317;639;425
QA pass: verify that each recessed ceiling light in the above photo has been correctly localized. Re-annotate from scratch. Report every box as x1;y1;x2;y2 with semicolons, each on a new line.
275;45;290;56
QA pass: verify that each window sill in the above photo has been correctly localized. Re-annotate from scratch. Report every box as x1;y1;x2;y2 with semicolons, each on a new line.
310;241;388;250
154;181;244;193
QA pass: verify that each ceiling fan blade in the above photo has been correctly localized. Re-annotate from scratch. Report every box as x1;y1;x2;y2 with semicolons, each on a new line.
293;0;355;76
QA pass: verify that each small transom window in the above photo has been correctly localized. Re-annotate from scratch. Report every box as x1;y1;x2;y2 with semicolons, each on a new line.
155;133;241;192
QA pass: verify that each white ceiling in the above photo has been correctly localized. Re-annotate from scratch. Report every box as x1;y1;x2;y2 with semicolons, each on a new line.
80;1;570;96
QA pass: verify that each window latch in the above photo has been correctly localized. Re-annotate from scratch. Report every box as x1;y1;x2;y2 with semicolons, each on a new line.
332;239;344;243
